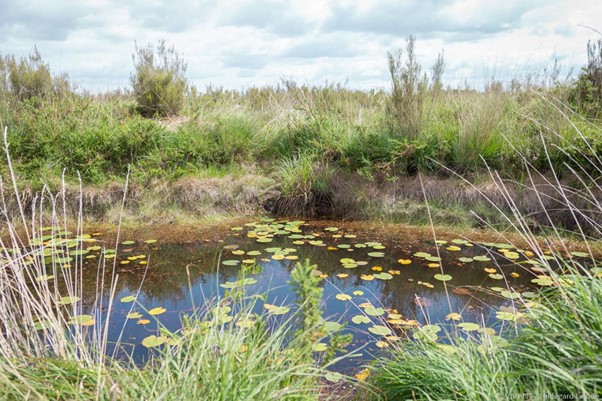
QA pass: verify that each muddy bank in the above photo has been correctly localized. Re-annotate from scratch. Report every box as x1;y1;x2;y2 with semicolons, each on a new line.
2;171;600;237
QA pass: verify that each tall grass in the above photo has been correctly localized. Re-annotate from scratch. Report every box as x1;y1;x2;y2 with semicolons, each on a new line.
367;95;602;400
0;129;340;400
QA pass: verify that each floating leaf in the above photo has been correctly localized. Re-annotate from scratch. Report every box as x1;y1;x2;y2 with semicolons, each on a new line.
488;274;503;280
434;274;452;282
268;306;290;315
325;372;343;383
68;314;94;325
149;307;167;316
458;257;473;263
501;290;520;299
360;274;374;281
446;246;461;252
142;335;166;348
445;312;462;321
222;260;240;266
127;312;142;319
121;240;135;245
351;315;371;325
120;295;136;303
414;325;441;341
355;368;370;382
484;268;497;273
570;251;590;258
337;273;349;278
137;319;150;325
373;272;393;280
367;252;385;258
353;290;364;296
458;322;480;332
398;259;412;265
425;256;441;262
364;306;386;317
35;275;54;282
368;325;392;336
143;239;157;244
474;255;491;262
57;296;80;305
413;252;431;258
335;294;352;301
323;321;342;333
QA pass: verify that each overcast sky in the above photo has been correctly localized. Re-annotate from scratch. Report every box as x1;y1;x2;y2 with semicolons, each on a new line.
1;0;600;92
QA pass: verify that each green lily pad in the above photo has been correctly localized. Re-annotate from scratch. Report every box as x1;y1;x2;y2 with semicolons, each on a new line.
57;296;80;305
434;274;452;282
127;312;142;319
222;260;240;266
414;252;431;258
142;335;166;348
121;240;135;245
488;274;503;280
458;322;480;332
473;255;491;262
414;325;441;342
368;325;392;336
120;295;136;303
364;306;386;317
68;314;94;325
367;252;385;258
325;372;343;383
458;257;473;263
501;290;520;299
373;272;393;280
351;315;371;325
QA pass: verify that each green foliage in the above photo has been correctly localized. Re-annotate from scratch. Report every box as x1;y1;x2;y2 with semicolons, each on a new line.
368;270;602;400
387;35;445;139
0;47;70;101
131;40;188;118
289;259;323;350
573;38;602;115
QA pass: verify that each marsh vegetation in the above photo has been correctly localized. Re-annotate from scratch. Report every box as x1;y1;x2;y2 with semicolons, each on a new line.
0;37;601;400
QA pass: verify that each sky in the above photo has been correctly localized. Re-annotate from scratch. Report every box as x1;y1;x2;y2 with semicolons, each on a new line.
1;0;601;93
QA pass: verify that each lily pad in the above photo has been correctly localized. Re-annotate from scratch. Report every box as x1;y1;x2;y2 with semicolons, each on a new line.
373;272;393;280
368;325;392;336
351;315;371;325
458;322;480;332
120;295;136;303
367;252;385;258
142;335;166;348
335;294;352;301
57;296;80;305
149;307;167;316
364;306;386;317
434;274;452;282
222;260;240;266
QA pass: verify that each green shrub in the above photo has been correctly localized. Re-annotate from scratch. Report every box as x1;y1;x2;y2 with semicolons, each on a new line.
0;47;70;101
387;35;445;139
131;40;188;118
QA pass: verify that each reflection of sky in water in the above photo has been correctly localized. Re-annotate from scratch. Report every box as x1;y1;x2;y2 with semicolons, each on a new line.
73;225;536;372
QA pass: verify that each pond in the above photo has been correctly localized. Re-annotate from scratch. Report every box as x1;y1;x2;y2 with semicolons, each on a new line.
40;218;565;373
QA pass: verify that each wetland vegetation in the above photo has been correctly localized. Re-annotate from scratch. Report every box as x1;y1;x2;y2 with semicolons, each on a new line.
0;37;601;400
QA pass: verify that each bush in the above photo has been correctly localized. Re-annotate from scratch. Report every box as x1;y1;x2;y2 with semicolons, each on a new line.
387;35;444;139
131;40;188;118
0;47;70;101
573;38;602;115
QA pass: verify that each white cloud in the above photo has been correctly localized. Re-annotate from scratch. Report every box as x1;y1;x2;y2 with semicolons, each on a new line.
0;0;599;92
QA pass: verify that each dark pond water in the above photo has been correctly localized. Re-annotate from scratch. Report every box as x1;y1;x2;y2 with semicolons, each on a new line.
65;219;541;373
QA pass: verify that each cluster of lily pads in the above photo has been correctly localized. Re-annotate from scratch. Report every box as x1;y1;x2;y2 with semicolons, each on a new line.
4;220;599;358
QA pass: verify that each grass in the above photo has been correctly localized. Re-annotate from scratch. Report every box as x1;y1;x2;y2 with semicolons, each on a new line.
0;134;352;400
365;110;602;400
